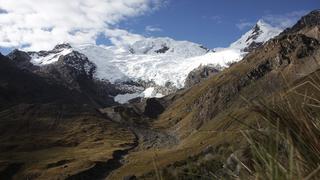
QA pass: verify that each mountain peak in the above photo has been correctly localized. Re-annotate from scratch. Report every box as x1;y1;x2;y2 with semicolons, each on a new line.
256;19;266;27
53;43;72;51
230;19;283;52
28;44;73;66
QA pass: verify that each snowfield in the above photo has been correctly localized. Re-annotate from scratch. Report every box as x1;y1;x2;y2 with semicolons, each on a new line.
75;44;243;89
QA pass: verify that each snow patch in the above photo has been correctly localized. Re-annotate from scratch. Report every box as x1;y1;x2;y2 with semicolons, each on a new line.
30;48;72;65
142;87;164;98
114;87;164;104
114;92;141;104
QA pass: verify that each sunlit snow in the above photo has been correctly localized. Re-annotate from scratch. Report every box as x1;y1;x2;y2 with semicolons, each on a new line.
114;87;163;104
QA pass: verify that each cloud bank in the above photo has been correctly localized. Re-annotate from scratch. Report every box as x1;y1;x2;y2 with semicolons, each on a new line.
0;0;163;50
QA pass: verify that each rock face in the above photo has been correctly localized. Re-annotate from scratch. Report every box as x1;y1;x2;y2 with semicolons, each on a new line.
243;41;263;52
184;64;220;88
7;49;38;71
0;53;89;107
34;51;96;89
143;98;165;118
7;46;120;107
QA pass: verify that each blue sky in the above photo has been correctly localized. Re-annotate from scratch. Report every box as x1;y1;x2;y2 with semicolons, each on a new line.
119;0;318;48
0;0;318;54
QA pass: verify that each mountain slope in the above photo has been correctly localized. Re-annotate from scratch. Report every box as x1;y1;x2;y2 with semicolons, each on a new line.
105;10;320;179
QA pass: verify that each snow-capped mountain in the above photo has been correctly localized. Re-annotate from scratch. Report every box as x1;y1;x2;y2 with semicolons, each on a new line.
28;44;73;66
14;19;283;104
230;20;283;52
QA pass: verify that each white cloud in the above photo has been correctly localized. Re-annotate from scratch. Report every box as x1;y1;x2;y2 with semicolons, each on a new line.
0;0;163;50
262;10;307;29
145;25;162;32
236;21;254;30
105;29;144;46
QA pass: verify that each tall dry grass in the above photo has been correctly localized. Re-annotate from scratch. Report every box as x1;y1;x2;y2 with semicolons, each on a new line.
243;74;320;179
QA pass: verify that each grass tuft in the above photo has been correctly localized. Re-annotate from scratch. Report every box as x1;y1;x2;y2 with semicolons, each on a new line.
243;73;320;179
